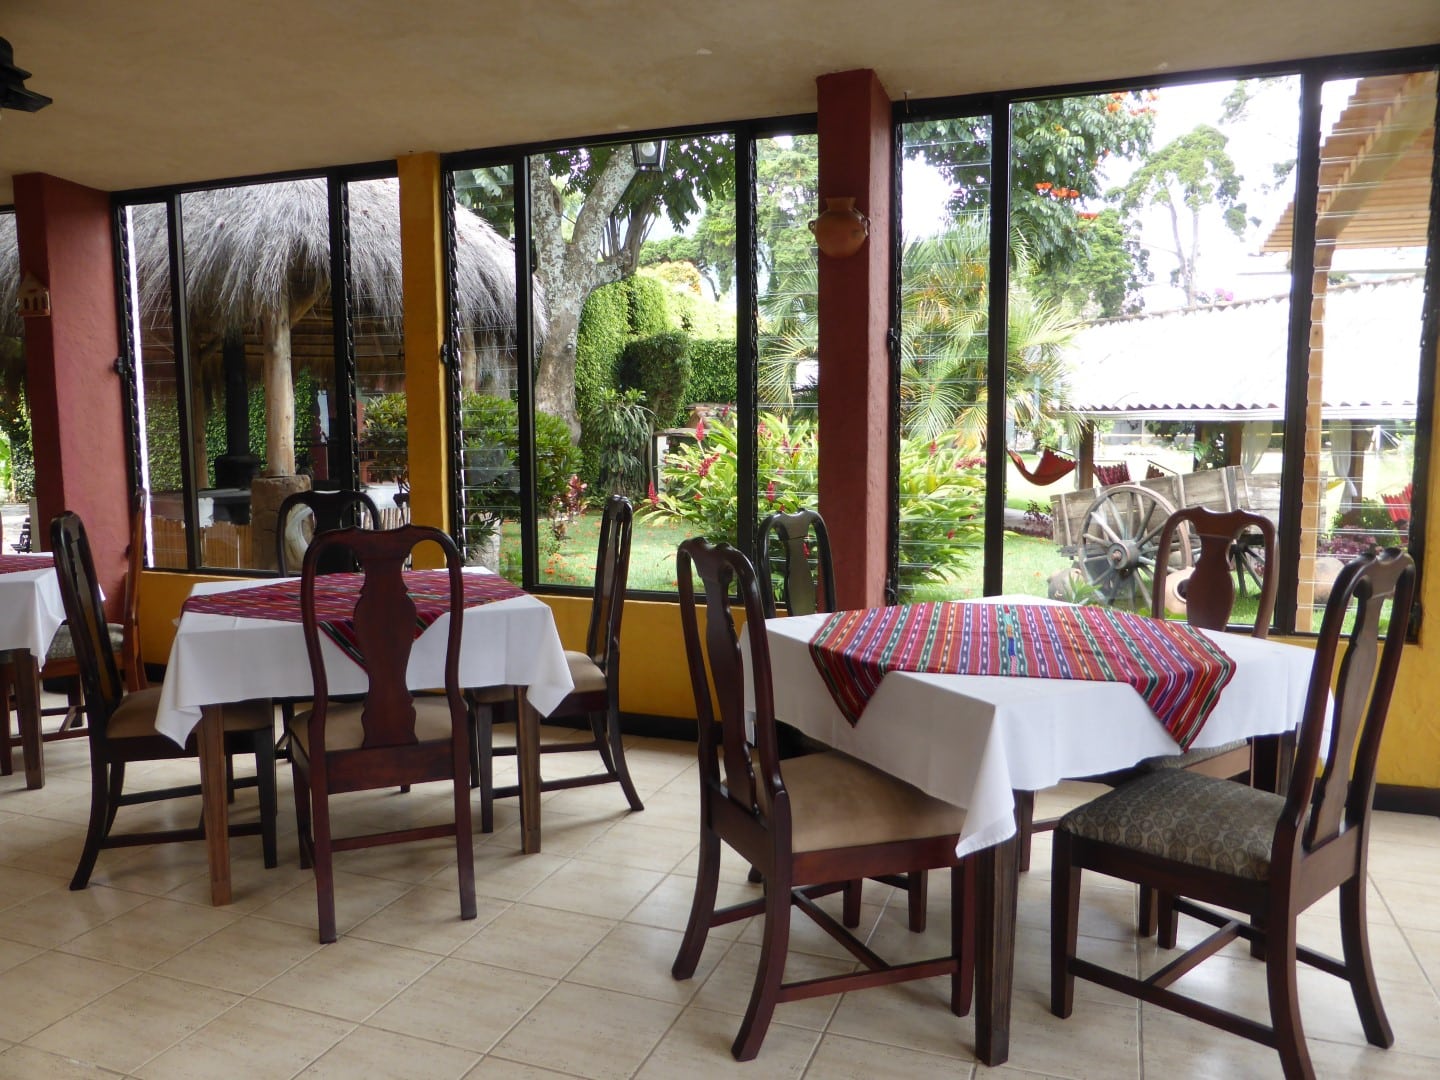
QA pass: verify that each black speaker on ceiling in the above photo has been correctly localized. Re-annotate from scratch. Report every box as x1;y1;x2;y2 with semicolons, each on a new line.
0;38;52;114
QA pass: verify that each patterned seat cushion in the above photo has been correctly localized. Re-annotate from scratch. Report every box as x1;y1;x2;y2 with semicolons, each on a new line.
1057;769;1284;880
45;623;125;663
1136;738;1250;773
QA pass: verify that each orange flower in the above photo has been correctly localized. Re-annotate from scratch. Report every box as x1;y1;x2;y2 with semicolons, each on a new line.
1035;181;1053;192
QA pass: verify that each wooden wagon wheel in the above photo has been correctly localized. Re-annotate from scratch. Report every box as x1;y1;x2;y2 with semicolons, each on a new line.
1077;485;1191;608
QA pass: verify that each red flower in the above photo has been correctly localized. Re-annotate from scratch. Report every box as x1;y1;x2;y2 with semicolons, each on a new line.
695;418;707;441
765;481;777;503
646;482;659;505
929;441;938;456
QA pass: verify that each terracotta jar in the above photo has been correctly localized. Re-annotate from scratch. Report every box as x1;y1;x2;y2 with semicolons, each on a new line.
808;197;869;257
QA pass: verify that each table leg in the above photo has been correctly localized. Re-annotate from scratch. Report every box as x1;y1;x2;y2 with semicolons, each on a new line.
1251;730;1297;795
975;835;1019;1067
197;706;232;905
514;689;542;854
14;653;44;790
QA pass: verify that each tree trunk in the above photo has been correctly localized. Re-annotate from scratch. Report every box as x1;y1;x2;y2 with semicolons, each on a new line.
261;305;295;477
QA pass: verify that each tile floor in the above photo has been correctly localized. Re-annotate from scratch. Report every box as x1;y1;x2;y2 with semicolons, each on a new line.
0;720;1437;1079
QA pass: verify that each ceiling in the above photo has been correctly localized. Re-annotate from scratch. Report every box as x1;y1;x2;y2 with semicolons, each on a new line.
2;0;1438;205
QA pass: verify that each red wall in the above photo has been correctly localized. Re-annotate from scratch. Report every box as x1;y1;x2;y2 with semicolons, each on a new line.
14;173;129;612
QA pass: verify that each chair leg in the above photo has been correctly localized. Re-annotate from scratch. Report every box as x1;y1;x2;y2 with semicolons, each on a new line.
907;870;928;933
105;761;125;833
290;758;313;871
1050;831;1081;1018
1138;885;1158;937
0;664;13;776
475;700;495;833
603;705;645;812
1156;891;1180;950
1265;913;1313;1080
842;878;861;928
673;827;722;981
310;780;337;944
733;870;792;1061
951;860;974;1017
453;733;477;922
252;729;278;870
1339;875;1394;1048
70;754;111;890
1015;790;1035;873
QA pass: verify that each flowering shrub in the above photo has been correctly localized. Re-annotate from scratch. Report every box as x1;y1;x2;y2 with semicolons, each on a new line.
648;409;984;588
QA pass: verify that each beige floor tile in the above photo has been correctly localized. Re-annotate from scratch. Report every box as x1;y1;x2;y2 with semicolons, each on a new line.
735;895;887;962
1308;1036;1440;1077
634;1007;817;1078
486;811;622;859
0;1044;127;1078
296;1025;482;1079
566;921;726;1004
807;1032;975;1079
437;848;567;903
152;915;322;994
0;951;137;1043
134;997;353;1080
334;835;464;884
0;884;149;950
164;853;315;913
1374;876;1440;933
349;885;506;955
1140;1003;1289;1079
0;937;41;977
59;896;237;970
0;816;89;878
689;942;853;1032
574;819;697;874
825;977;977;1061
0;865;64;913
983;990;1138;1080
523;858;664;920
623;873;756;941
25;972;239;1074
464;1058;578;1078
87;839;215;897
367;957;554;1052
491;982;681;1080
256;936;439;1022
455;903;613;978
250;869;412;936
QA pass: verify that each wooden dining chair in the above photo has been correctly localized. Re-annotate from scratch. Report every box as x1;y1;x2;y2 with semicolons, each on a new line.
275;488;381;576
50;510;278;890
674;536;973;1060
1;490;148;779
757;507;931;932
1051;547;1415;1080
287;524;475;943
471;494;642;832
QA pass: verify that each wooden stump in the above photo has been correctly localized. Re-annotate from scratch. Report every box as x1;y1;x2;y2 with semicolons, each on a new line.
249;475;311;572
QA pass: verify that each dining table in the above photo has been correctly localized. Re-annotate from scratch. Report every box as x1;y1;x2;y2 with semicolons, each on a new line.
0;551;68;789
156;568;575;905
747;596;1317;1067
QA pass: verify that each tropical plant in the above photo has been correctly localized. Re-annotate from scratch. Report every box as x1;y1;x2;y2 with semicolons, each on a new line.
896;437;986;590
617;330;691;428
582;387;655;499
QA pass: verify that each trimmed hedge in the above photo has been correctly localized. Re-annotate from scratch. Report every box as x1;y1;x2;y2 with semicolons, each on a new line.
687;337;737;406
617;331;691;429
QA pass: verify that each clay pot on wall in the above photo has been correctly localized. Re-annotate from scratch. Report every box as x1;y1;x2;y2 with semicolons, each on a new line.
809;197;870;258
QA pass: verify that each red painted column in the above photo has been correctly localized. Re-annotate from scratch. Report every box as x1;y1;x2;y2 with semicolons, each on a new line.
14;173;129;610
816;70;892;609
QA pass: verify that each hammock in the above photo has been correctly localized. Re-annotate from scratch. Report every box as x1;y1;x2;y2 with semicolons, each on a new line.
1006;447;1077;486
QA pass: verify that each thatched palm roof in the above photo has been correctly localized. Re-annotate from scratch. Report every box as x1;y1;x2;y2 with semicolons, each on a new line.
1;178;538;356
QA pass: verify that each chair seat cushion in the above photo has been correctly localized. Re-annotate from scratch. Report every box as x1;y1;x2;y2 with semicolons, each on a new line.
565;651;608;695
45;622;124;663
776;750;966;854
1057;769;1284;880
1136;738;1250;773
108;687;274;740
288;697;458;754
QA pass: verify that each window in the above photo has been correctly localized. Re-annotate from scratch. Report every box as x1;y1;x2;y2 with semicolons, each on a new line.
0;209;35;535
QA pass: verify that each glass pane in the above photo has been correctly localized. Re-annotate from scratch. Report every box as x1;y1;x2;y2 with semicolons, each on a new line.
534;135;737;591
349;178;408;529
1292;70;1435;631
0;210;34;551
756;133;821;601
178;178;340;571
1019;79;1299;620
452;165;522;580
896;115;991;601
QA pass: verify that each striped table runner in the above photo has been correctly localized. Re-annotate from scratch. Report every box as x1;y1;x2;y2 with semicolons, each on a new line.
183;570;526;668
808;603;1235;750
0;554;53;574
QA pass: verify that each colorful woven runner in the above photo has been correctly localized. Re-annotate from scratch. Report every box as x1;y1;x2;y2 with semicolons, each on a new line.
0;554;54;574
183;570;526;667
808;603;1235;750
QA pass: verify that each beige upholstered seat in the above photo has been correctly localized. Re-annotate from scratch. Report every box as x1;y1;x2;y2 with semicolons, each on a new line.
107;686;274;741
288;697;454;755
563;650;608;695
1058;769;1283;880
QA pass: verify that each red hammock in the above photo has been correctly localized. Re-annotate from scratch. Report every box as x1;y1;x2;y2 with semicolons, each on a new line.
1006;447;1077;486
1381;482;1413;526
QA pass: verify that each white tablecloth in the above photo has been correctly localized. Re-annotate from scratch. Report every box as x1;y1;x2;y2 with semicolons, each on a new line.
0;555;67;660
752;606;1316;858
156;572;575;745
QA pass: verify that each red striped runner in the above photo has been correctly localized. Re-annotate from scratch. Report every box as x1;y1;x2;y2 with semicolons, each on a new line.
183;570;526;668
808;603;1235;750
0;554;53;574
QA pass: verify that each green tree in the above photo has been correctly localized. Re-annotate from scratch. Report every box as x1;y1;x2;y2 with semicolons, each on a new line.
1119;124;1248;308
1042;208;1150;318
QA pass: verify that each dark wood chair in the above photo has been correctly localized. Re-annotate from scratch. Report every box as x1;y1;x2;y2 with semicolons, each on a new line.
1015;505;1278;893
287;524;476;943
757;507;931;933
673;536;973;1061
2;491;148;781
50;510;278;890
1051;547;1415;1080
275;488;381;576
472;494;643;832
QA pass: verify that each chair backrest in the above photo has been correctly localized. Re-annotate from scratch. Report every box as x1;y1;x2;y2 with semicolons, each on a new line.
49;512;126;731
677;537;783;824
301;524;465;753
585;496;634;672
123;489;148;690
757;508;835;619
1281;547;1415;859
276;489;382;576
1151;505;1277;637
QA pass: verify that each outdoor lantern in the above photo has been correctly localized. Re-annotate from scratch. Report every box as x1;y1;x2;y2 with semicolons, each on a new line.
632;139;667;172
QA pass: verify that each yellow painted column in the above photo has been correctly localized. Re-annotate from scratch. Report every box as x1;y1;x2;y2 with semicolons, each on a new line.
397;152;450;566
